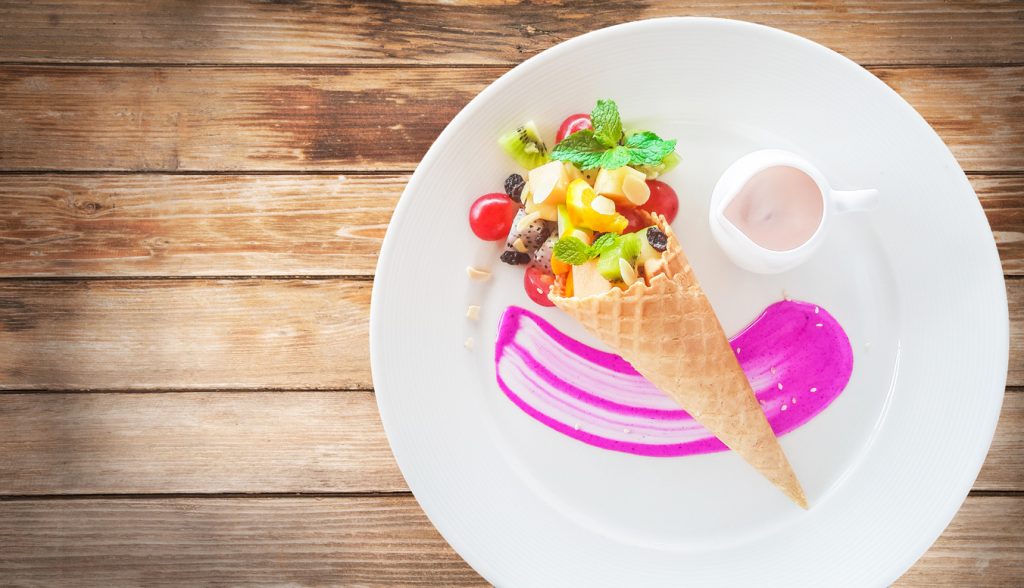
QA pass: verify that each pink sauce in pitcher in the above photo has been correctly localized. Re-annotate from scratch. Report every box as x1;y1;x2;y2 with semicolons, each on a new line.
724;166;824;251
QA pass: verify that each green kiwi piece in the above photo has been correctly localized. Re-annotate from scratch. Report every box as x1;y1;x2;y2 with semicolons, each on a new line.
498;121;550;170
597;233;642;282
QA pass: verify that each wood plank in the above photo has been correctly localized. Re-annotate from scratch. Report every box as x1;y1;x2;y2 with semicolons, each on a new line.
0;174;400;277
0;495;1018;586
0;66;1020;172
0;173;1018;277
0;279;1020;390
0;390;1019;496
975;389;1024;492
1011;279;1023;389
0;1;1021;66
0;496;484;586
0;392;405;495
0;280;370;391
0;66;480;172
974;175;1024;277
895;497;1024;586
871;67;1024;173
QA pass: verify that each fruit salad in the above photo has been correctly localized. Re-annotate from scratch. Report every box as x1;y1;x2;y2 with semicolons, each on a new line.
468;99;680;306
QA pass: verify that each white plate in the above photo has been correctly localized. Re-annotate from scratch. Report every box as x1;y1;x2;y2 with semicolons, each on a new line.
371;18;1007;586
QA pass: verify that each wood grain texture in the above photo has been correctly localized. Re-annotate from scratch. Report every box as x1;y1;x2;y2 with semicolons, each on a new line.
975;389;1024;492
1;279;1020;390
0;392;405;495
0;173;1020;277
0;174;399;277
0;66;477;172
0;66;1020;172
0;1;1021;66
0;280;370;390
0;390;1019;496
0;495;1019;586
0;496;485;586
894;496;1024;587
1012;279;1023;389
974;175;1024;276
872;67;1024;173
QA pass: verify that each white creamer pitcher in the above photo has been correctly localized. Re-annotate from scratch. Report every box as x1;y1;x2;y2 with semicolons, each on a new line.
709;149;879;274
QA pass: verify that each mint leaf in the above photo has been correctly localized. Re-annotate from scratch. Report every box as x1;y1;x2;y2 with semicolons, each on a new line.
591;99;622;148
598;145;630;170
554;233;625;265
550;130;606;170
553;236;593;265
589;232;618;255
625;131;677;167
553;101;677;172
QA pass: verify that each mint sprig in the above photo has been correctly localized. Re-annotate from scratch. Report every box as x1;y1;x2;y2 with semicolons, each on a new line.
550;99;677;170
590;99;622;148
553;233;620;266
624;131;677;166
549;131;606;170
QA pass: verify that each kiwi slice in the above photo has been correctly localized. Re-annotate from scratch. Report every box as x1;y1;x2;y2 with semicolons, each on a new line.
596;233;642;281
636;151;681;179
499;121;550;170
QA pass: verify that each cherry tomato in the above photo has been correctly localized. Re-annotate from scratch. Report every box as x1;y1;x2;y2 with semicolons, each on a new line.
620;206;647;234
469;193;518;241
640;180;679;223
555;114;592;143
524;265;556;307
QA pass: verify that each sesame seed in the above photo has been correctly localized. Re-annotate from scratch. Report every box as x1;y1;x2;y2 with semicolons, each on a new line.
781;404;788;411
791;396;797;404
814;306;819;314
573;423;580;431
735;347;741;354
810;387;818;393
777;382;783;390
815;323;823;328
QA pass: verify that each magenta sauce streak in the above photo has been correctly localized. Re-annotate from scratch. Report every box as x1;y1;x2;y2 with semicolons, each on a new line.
494;301;853;457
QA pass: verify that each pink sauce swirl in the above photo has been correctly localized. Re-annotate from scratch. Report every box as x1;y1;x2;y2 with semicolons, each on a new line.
494;301;853;456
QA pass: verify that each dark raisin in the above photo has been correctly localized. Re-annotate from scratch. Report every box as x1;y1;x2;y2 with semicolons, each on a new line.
646;227;668;252
504;173;526;203
500;250;531;265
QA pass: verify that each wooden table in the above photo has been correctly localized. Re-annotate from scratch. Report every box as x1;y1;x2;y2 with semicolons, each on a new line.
0;2;1020;585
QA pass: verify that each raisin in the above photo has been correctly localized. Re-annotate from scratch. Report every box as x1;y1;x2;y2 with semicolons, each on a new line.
500;250;531;265
647;227;668;252
504;173;526;203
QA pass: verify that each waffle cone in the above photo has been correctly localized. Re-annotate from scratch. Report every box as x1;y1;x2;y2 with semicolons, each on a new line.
549;214;807;508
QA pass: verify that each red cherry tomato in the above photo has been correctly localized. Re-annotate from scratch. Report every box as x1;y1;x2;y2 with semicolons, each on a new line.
555;114;592;143
640;180;679;224
469;193;518;241
524;265;556;307
620;206;647;234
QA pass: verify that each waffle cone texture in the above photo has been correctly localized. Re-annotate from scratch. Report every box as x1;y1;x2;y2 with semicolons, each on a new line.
549;214;807;508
